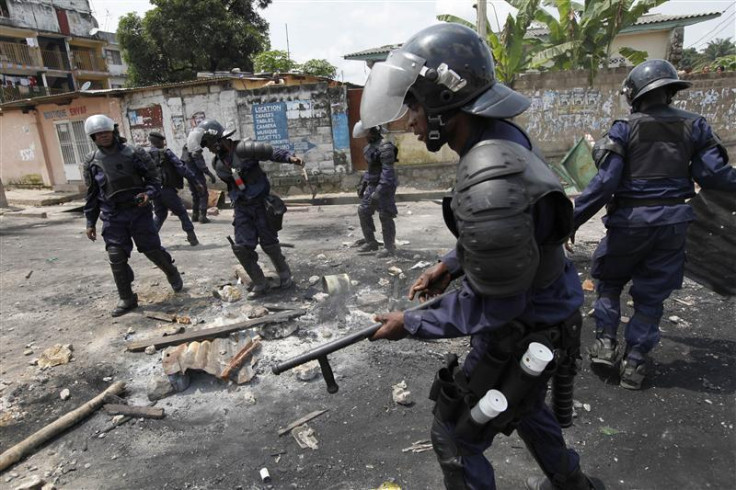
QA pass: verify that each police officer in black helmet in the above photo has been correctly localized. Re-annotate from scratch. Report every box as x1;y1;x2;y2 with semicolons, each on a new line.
573;59;736;390
363;24;600;490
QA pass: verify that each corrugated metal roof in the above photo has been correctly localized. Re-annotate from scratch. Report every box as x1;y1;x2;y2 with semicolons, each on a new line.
343;11;722;61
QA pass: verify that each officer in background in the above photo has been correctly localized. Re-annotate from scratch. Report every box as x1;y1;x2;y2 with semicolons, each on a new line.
181;143;217;224
83;115;183;317
362;25;599;490
147;132;201;246
187;120;303;298
573;59;736;390
353;122;399;257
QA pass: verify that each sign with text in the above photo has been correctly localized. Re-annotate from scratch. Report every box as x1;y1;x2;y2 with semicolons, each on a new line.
252;102;289;149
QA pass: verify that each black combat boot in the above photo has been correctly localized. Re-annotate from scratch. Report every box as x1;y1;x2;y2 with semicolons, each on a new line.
232;245;270;298
262;243;293;289
525;467;600;490
199;214;210;224
191;209;200;222
144;249;183;292
186;229;199;246
108;247;138;317
376;214;396;258
357;209;380;252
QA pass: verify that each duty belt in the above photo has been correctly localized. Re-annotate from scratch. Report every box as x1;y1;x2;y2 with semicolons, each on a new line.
615;197;686;208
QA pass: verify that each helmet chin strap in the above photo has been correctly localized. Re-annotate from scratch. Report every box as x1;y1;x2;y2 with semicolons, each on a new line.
426;110;457;153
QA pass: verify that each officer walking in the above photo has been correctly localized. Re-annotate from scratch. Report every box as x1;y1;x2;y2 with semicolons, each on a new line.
187;120;303;298
353;122;399;257
147;132;201;246
181;144;217;224
573;59;736;390
83;115;184;317
362;25;599;490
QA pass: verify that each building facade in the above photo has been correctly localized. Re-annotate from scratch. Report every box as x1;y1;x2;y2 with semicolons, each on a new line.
0;0;120;103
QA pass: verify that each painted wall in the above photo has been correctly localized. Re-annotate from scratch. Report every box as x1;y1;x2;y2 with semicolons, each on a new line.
514;68;736;160
3;0;97;37
0;96;123;187
609;30;670;66
0;111;48;186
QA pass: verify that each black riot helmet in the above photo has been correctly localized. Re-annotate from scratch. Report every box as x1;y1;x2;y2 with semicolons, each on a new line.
187;119;235;152
621;59;691;107
360;24;530;151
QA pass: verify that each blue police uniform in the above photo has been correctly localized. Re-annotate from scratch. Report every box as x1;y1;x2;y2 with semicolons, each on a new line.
404;120;584;490
357;139;398;253
148;147;198;234
213;142;297;294
574;107;736;363
182;146;212;219
84;138;183;315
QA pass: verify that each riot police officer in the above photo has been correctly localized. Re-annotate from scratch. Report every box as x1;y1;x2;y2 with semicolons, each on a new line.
83;115;183;317
363;24;599;490
573;59;736;390
353;122;399;257
181;144;217;224
147;132;201;246
187;120;303;298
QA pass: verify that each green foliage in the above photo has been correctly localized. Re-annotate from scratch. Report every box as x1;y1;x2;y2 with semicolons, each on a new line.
300;59;338;79
254;50;297;73
710;55;736;71
117;0;271;86
678;47;703;70
702;38;736;62
532;0;667;84
438;0;541;87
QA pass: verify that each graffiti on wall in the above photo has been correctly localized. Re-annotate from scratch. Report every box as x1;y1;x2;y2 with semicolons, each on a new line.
128;105;164;147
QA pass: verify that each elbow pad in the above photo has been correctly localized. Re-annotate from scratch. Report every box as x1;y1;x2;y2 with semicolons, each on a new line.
592;134;625;169
236;141;273;161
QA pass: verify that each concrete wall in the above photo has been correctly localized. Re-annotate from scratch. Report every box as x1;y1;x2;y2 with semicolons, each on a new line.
514;68;736;161
0;96;123;187
3;0;96;37
0;111;48;186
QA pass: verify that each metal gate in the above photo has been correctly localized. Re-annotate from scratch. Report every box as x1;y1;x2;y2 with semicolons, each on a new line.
55;120;94;181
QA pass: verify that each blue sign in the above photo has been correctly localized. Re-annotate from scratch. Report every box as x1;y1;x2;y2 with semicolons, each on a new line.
252;102;289;149
291;140;317;153
331;112;349;150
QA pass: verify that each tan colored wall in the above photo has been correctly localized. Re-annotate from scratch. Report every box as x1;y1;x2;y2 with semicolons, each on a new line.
0;111;48;186
610;31;670;64
0;96;124;187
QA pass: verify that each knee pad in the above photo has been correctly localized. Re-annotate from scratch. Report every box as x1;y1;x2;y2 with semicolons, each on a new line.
358;206;373;219
107;246;128;265
232;244;258;262
379;212;395;223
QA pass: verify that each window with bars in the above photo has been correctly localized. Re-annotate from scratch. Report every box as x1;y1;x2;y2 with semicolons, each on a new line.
105;49;122;65
55;121;95;180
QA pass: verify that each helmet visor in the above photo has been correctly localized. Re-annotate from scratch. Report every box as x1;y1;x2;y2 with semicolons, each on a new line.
360;50;425;128
186;127;205;152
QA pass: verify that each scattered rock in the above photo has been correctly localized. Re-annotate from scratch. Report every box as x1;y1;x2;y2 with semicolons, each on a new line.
308;276;321;286
260;323;299;340
38;344;73;369
356;292;388;308
410;261;432;270
392;381;413;406
583;403;591;412
175;316;191;325
23;349;33;356
242;305;269;319
668;315;680;323
243;390;256;405
161;326;185;337
387;266;403;276
293;361;320;381
316;254;327;260
12;475;45;490
207;207;219;216
218;285;242;303
312;292;329;302
621;316;630;324
112;415;125;425
582;279;595;292
60;389;70;401
378;278;390;287
147;373;190;401
126;327;135;335
144;345;157;355
102;377;112;382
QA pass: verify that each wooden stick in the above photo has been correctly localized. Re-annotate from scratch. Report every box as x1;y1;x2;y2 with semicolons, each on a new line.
220;339;261;380
277;409;329;436
0;381;125;472
102;404;164;419
126;309;305;352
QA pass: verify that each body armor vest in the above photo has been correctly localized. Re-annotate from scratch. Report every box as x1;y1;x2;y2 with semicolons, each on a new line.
625;105;697;180
90;145;145;198
444;139;572;297
364;144;382;182
213;143;266;195
150;148;184;189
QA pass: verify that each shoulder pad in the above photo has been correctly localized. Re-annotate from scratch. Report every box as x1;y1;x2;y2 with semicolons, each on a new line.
592;133;625;167
455;140;527;192
83;150;96;167
379;142;397;164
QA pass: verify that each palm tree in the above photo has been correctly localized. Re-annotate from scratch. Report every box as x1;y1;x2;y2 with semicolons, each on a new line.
702;38;736;62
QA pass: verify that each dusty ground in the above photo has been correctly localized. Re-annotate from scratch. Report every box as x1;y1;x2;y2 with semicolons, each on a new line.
0;198;734;490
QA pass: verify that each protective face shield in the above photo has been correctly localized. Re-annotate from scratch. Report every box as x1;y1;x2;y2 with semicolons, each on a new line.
84;114;115;138
352;120;385;143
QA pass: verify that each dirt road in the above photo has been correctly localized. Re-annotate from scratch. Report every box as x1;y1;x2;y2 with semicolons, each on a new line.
1;201;733;489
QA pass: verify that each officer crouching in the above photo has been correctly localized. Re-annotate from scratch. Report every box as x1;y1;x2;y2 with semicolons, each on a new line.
83;115;184;317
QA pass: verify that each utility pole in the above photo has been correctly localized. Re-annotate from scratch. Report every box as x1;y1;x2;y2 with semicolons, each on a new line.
475;1;487;40
285;24;291;64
